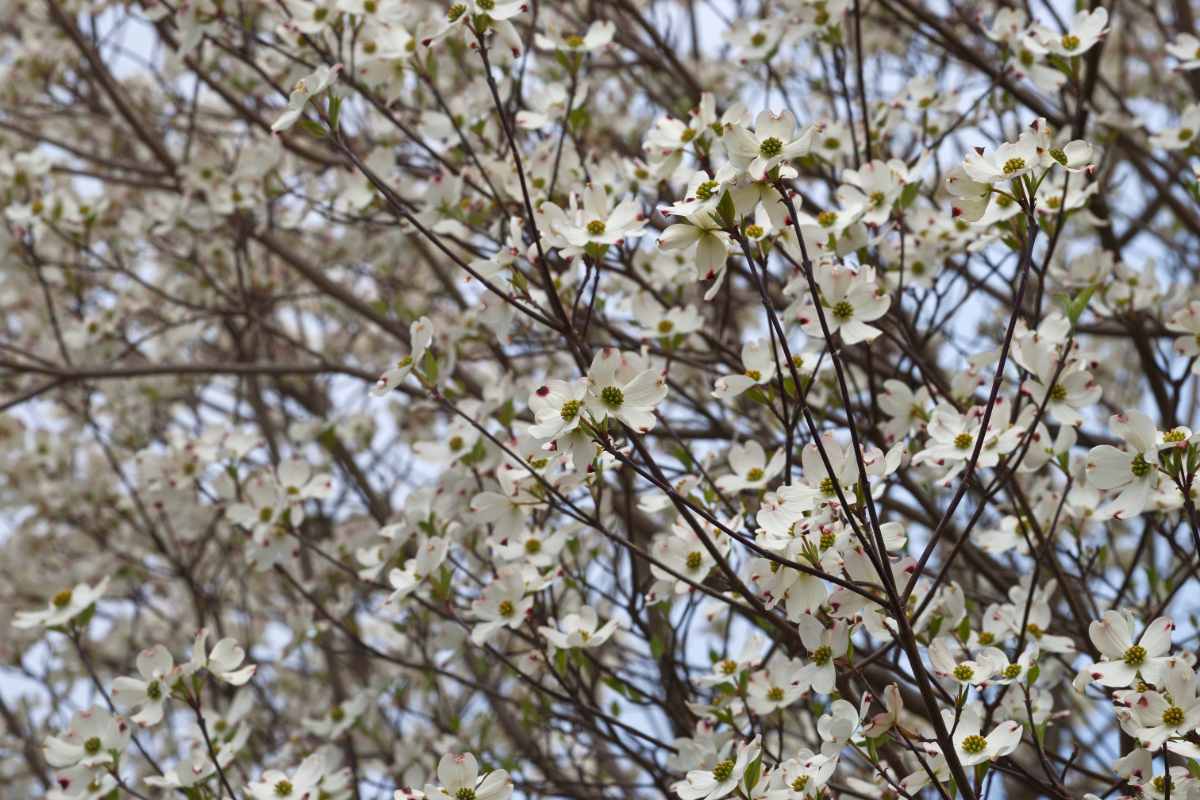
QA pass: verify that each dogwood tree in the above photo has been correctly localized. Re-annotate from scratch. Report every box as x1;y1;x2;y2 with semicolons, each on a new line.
4;0;1200;798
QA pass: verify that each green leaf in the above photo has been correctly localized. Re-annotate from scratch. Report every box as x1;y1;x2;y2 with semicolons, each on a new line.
955;615;971;643
743;752;763;791
328;94;342;133
1065;284;1097;326
422;350;439;383
716;189;737;228
297;118;327;139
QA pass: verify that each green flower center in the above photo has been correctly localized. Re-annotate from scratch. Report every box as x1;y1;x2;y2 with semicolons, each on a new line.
1003;664;1021;679
953;663;975;681
564;34;585;48
449;435;465;452
456;789;477;800
686;551;704;571
954;432;974;450
869;191;886;207
447;3;466;21
766;686;785;702
84;737;103;755
498;600;515;617
600;386;624;409
696;180;719;200
586;220;606;237
657;320;674;334
1124;644;1147;666
819;477;836;496
1049;383;1068;402
791;776;809;792
52;589;73;608
811;645;832;666
759;137;784;158
745;224;764;238
746;468;765;482
1061;34;1080;51
817;210;838;227
744;369;761;381
330;705;346;722
750;32;767;47
146;680;163;701
961;734;987;755
832;300;854;321
524;538;542;554
275;780;294;797
819;530;835;549
1164;428;1188;443
1181;128;1195;141
1164;706;1185;726
720;659;738;674
560;399;582;422
712;759;736;782
1002;157;1026;175
822;137;841;150
1130;454;1153;478
680;128;697;143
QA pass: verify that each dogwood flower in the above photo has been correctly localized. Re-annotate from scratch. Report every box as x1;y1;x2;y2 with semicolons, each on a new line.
1079;612;1175;688
1035;7;1108;57
796;614;849;694
1126;659;1200;751
15;577;109;630
658;212;733;300
112;645;176;726
471;569;533;645
584;348;668;433
271;64;342;132
1167;301;1200;372
540;185;645;255
44;708;131;770
385;535;450;605
946;705;1022;767
725;110;817;180
424;753;513;800
715;440;785;493
878;379;932;442
712;339;779;399
528;378;589;441
746;655;809;714
795;263;890;345
248;752;326;800
1085;410;1163;519
539;606;619;650
535;19;614;52
962;132;1042;184
674;737;760;800
372;317;434;396
943;166;993;221
1168;34;1200;69
184;629;257;686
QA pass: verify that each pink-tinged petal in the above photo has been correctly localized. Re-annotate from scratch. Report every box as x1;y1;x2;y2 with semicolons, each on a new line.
1089;611;1133;657
439;753;479;793
1086;659;1137;687
1084;446;1132;490
1139;616;1175;657
136;645;173;680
